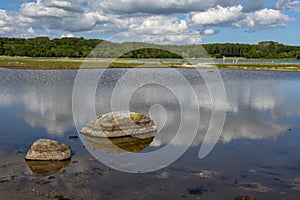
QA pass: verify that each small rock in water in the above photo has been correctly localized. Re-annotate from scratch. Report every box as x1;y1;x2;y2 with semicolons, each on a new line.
68;136;78;141
91;167;104;175
156;172;169;179
45;190;70;200
195;170;218;179
25;139;71;161
36;180;51;185
240;182;270;193
235;195;252;200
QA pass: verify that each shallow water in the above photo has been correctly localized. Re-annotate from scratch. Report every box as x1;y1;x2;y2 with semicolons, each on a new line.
1;68;300;199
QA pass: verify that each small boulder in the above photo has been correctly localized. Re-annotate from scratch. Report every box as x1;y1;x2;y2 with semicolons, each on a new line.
25;139;71;161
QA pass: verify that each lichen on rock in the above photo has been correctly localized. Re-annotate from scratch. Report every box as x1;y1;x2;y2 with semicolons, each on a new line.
80;111;157;153
80;111;157;138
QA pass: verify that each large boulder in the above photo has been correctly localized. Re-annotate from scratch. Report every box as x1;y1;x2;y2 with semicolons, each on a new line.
25;139;71;161
81;111;157;138
80;111;157;153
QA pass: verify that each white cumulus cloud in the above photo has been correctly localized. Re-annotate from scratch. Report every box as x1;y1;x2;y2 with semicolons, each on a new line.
0;9;36;37
189;5;293;32
202;29;219;35
190;5;244;25
61;33;76;38
0;0;297;44
20;2;71;18
233;8;293;30
111;16;202;44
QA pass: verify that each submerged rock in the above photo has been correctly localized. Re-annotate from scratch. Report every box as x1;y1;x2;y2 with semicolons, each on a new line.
69;135;78;141
235;195;251;200
240;182;271;193
25;139;71;161
80;111;157;138
291;178;300;191
195;170;218;179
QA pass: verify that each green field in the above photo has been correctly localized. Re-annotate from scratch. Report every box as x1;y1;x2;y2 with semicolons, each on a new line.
0;56;188;69
1;56;300;71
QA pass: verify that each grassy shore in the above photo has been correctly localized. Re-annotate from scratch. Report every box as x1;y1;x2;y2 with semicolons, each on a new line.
0;56;185;69
216;63;300;71
1;56;300;71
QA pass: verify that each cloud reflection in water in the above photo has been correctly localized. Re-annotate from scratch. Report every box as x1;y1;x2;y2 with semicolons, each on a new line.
0;69;298;144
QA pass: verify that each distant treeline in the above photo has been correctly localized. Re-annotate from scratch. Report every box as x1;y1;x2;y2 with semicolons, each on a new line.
0;37;299;59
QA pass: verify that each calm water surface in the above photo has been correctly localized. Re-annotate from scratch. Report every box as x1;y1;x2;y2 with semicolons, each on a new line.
1;68;300;199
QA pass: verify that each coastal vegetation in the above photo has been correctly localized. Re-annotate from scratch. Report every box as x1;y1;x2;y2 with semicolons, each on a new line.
1;37;300;59
1;37;300;71
1;56;300;71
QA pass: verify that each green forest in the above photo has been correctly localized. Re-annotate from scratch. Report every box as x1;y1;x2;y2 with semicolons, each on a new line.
0;37;300;59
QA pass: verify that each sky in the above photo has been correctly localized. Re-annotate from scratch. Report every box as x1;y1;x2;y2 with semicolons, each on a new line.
0;0;299;45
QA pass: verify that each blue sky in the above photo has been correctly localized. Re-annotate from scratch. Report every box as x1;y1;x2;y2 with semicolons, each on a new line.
0;0;299;45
